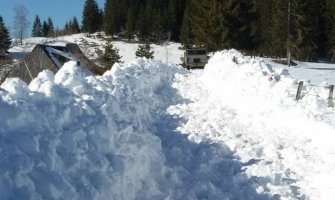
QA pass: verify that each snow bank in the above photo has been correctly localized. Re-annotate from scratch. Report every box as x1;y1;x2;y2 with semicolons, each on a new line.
2;49;335;200
0;60;184;200
169;49;335;200
202;49;335;141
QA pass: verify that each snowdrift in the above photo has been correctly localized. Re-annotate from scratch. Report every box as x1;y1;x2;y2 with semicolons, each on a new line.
169;49;335;200
1;49;335;200
0;60;185;200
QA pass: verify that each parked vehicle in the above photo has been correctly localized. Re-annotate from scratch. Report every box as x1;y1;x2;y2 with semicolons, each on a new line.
181;49;209;69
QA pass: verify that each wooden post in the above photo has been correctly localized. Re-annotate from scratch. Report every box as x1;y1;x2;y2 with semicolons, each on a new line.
328;85;334;108
24;61;34;81
295;81;303;101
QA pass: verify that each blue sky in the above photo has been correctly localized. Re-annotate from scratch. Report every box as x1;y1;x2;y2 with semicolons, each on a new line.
0;0;105;35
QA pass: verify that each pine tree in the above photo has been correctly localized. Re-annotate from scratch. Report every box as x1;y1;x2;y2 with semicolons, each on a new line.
135;43;154;59
279;0;320;61
32;15;42;37
125;5;138;41
104;0;127;35
82;0;101;33
181;0;258;51
96;39;123;69
71;16;81;34
219;0;258;51
324;0;335;61
47;17;54;37
136;3;152;41
188;0;226;50
272;0;288;57
167;0;186;41
0;15;11;57
180;2;194;48
255;0;283;57
42;20;49;37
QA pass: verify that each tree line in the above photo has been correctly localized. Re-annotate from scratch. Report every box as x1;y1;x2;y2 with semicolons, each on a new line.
3;0;335;62
80;0;335;62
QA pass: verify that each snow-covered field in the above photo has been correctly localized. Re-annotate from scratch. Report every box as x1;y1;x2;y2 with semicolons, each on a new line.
1;35;335;199
8;33;184;65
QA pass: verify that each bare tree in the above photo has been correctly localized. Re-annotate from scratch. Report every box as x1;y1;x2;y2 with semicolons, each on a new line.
13;5;29;45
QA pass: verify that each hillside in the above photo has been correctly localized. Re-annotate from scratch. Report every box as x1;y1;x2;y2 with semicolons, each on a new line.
0;36;335;199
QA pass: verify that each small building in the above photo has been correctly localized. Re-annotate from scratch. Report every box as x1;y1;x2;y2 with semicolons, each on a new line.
5;42;96;83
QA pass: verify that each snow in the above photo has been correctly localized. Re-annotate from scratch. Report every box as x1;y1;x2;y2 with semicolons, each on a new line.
1;35;335;199
45;46;79;68
8;34;184;65
168;50;335;199
0;60;185;200
266;59;335;86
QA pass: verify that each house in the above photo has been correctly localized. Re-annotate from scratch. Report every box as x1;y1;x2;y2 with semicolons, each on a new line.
5;42;96;83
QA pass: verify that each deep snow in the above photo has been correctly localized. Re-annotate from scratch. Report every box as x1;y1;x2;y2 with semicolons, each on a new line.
169;50;335;199
1;34;335;199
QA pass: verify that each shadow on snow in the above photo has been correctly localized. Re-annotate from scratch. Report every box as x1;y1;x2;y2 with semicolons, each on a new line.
151;84;275;200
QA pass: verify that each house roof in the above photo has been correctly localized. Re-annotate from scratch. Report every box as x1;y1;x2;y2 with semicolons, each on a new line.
2;42;96;83
36;44;79;68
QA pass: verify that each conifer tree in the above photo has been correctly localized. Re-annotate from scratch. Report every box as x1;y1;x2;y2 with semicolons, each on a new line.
125;5;138;41
218;0;258;51
135;42;154;59
137;3;152;41
104;0;124;35
324;0;335;61
42;20;49;37
71;16;81;34
96;39;123;69
271;0;288;57
32;15;42;37
180;2;194;48
82;0;101;33
187;0;226;50
255;0;281;56
0;15;11;57
47;17;54;37
281;0;320;61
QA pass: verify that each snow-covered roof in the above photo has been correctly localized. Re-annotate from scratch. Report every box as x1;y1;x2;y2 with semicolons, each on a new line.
45;46;78;68
44;40;72;47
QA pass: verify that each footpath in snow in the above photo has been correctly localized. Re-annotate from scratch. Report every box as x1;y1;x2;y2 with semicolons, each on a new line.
0;50;335;200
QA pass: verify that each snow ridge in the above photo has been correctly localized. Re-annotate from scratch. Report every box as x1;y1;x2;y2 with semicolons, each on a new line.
0;60;183;200
1;49;335;200
169;49;335;200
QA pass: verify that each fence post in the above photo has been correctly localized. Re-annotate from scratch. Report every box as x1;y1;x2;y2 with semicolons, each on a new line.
328;85;334;108
295;81;304;101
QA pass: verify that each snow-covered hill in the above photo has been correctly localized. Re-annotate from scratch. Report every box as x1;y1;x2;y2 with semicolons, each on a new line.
9;33;184;65
1;35;335;199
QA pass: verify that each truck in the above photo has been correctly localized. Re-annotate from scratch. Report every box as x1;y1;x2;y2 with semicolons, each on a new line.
181;49;209;69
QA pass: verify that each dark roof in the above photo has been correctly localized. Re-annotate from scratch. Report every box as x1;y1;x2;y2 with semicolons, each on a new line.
3;43;96;83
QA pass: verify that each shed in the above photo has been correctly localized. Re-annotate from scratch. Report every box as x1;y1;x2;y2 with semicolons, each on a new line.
6;42;96;83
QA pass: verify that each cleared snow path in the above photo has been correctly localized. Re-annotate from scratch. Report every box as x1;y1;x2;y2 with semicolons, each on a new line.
0;58;272;200
1;49;335;199
168;50;335;200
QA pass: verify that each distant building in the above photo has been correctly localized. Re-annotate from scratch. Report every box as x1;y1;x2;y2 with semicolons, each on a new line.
4;42;96;83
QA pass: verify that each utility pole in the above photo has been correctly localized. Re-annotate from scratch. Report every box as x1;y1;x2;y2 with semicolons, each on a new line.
287;0;291;67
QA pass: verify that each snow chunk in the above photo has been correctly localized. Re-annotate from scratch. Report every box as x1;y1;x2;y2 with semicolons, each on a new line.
1;78;29;98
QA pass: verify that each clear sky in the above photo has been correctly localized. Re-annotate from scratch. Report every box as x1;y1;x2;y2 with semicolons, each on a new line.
0;0;105;36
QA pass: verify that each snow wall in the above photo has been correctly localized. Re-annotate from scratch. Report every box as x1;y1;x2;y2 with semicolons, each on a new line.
169;49;335;200
1;50;335;200
0;60;187;200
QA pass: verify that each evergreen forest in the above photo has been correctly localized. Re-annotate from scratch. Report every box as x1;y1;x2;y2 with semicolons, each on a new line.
68;0;335;62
